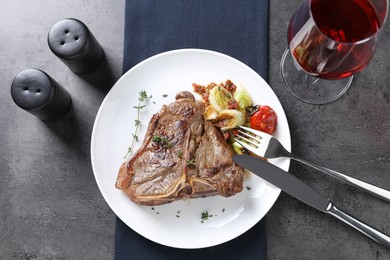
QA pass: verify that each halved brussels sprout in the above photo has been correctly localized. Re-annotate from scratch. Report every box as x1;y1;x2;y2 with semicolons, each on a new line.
213;109;246;131
208;85;233;112
232;141;244;154
204;105;218;120
233;84;252;109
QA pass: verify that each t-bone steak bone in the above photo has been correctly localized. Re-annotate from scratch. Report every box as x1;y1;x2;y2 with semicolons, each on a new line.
116;91;244;206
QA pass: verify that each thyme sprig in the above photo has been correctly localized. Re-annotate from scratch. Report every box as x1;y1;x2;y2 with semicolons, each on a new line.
152;135;196;166
125;90;152;158
152;135;173;148
175;150;196;166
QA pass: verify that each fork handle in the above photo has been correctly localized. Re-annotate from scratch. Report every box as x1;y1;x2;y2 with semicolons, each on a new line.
292;156;390;202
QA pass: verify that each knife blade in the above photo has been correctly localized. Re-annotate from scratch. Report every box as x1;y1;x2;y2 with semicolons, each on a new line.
233;154;390;249
234;154;331;212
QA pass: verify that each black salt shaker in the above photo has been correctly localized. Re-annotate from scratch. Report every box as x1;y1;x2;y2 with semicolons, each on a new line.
47;18;104;75
11;69;72;121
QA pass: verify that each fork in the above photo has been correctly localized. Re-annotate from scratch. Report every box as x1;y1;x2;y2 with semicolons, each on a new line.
235;125;390;202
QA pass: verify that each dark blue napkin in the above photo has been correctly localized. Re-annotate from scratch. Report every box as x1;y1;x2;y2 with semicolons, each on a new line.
116;0;269;259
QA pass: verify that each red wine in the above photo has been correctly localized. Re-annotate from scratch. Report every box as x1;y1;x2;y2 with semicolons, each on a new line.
287;0;384;79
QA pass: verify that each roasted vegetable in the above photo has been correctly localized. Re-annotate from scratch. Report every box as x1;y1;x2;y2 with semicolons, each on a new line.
233;84;252;109
204;105;219;120
249;105;277;134
208;85;233;112
232;141;244;154
213;109;246;131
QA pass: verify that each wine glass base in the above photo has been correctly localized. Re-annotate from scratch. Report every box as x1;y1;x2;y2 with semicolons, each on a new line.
280;49;353;105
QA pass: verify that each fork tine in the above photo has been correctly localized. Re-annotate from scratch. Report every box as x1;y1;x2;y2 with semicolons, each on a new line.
234;138;259;155
235;132;260;147
239;125;273;144
237;129;262;143
239;125;272;138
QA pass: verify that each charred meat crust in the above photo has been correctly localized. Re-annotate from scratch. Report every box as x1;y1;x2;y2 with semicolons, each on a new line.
116;92;244;206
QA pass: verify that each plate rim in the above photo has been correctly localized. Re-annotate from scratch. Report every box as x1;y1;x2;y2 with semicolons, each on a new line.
91;48;291;249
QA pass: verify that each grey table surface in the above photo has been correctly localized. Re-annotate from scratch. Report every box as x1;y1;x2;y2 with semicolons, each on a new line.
1;0;389;259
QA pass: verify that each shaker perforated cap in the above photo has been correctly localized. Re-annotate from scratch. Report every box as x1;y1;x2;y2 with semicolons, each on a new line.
48;18;89;58
11;69;72;121
11;69;54;110
47;18;105;74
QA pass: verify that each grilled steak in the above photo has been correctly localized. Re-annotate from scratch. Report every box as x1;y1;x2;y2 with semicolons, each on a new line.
116;91;244;206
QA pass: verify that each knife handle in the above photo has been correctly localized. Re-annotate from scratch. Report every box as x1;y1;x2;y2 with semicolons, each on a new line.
327;203;390;249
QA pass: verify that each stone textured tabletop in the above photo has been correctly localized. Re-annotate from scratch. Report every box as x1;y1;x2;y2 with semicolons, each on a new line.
1;0;389;259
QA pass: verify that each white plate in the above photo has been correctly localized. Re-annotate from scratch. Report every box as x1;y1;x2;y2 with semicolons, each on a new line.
91;49;291;249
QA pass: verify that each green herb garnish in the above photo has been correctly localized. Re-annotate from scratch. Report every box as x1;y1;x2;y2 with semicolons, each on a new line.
125;90;152;158
186;158;196;167
152;136;197;167
152;135;174;148
201;211;209;223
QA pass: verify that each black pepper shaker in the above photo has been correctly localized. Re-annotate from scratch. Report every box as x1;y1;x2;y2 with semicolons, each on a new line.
11;69;72;121
47;18;104;75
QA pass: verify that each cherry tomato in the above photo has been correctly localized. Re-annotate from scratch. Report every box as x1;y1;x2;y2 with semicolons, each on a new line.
249;105;277;134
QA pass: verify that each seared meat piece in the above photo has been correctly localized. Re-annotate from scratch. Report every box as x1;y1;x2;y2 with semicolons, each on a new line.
116;91;244;206
193;121;244;197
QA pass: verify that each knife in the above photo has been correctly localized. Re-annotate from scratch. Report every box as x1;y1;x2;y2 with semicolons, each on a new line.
233;154;390;249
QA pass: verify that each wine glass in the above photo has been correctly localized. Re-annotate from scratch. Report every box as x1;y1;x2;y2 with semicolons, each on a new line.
281;0;389;104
